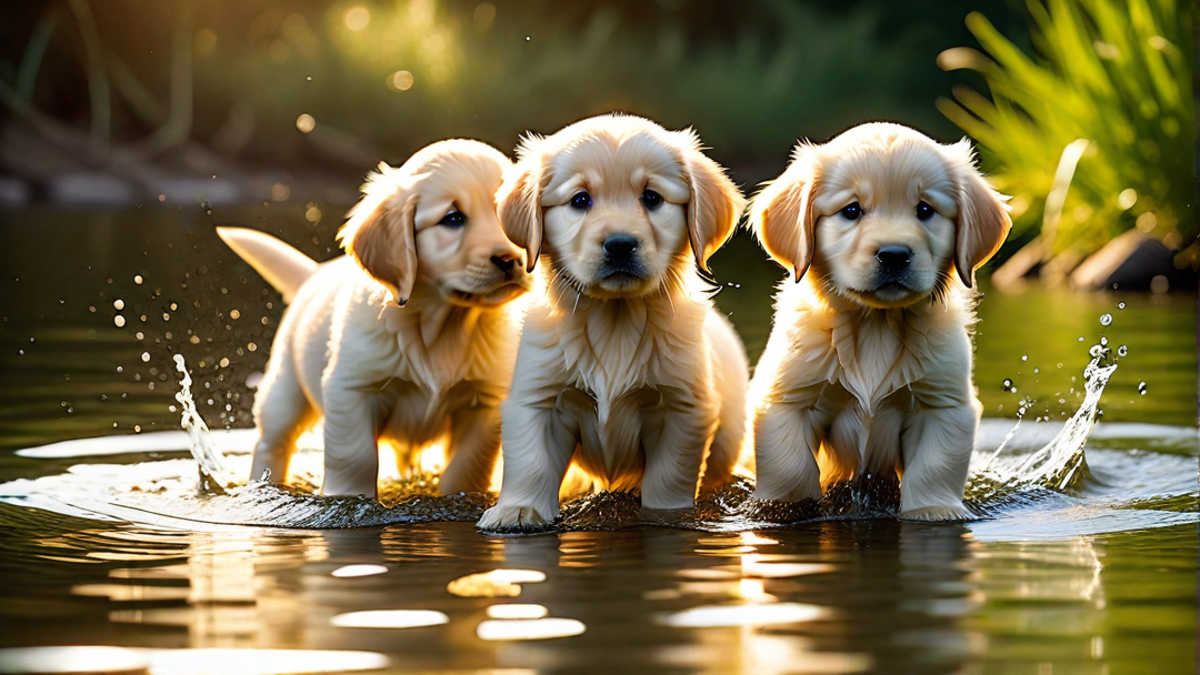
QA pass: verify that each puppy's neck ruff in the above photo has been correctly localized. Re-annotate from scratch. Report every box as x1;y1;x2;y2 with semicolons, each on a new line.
541;257;709;409
376;280;519;398
761;273;974;414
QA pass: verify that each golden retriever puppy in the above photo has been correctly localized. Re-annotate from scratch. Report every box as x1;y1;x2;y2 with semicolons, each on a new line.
476;114;749;532
747;122;1010;521
216;139;531;498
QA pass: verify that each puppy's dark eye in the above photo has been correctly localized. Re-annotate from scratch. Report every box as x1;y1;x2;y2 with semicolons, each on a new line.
641;189;663;209
916;201;935;222
438;211;466;227
570;191;592;210
840;202;862;221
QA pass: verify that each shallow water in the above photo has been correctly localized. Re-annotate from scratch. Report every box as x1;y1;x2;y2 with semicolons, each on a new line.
0;207;1196;673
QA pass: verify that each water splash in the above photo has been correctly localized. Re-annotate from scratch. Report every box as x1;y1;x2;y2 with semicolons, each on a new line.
173;354;228;495
9;330;1186;537
166;338;1123;531
1003;349;1116;491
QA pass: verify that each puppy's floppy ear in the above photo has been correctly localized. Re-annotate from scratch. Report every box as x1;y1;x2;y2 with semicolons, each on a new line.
496;162;545;272
951;140;1012;288
338;164;421;306
677;132;746;273
749;147;820;282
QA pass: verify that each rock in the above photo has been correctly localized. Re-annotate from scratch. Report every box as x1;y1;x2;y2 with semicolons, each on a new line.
0;176;30;207
990;240;1045;293
1070;229;1197;292
46;172;136;205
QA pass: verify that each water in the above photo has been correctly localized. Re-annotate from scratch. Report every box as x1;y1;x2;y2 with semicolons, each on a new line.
0;207;1196;673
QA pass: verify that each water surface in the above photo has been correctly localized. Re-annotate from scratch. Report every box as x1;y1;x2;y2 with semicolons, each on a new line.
0;207;1195;674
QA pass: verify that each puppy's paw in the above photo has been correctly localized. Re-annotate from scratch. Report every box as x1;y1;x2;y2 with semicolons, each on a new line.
899;503;973;522
477;504;557;533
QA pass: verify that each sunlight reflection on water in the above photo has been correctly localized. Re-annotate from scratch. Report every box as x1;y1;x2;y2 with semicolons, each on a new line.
475;617;586;641
329;609;449;629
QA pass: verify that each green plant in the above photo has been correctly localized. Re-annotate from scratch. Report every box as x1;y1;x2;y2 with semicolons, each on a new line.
937;0;1194;268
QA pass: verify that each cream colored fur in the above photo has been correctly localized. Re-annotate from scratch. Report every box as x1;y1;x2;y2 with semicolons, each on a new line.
477;114;749;532
222;139;532;498
747;122;1011;521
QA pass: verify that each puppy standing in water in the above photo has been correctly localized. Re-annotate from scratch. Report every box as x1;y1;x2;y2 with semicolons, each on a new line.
217;140;531;498
747;123;1010;520
477;114;749;532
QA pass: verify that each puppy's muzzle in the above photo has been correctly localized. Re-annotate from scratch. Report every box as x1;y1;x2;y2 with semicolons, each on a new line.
874;244;914;286
490;251;519;276
600;234;644;278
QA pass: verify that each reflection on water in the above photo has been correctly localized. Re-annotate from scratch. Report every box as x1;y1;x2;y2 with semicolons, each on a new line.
330;609;450;629
0;646;392;675
0;503;1195;672
446;569;547;598
486;604;548;620
329;564;388;578
475;617;586;641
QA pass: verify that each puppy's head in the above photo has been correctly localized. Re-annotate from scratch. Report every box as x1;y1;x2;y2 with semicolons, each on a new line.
337;139;531;308
750;123;1011;308
497;114;744;299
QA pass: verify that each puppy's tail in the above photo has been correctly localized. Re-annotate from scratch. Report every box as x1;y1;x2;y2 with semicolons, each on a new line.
215;227;318;304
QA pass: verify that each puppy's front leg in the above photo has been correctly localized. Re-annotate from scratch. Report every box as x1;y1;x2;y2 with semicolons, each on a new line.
898;402;978;521
751;400;827;503
439;402;501;494
321;386;383;498
641;389;715;510
477;398;578;532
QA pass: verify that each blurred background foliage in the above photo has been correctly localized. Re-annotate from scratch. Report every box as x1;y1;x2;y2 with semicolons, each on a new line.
0;1;1024;174
0;0;1192;270
938;0;1194;272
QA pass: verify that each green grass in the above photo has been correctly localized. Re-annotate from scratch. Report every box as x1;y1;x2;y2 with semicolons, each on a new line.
937;0;1194;266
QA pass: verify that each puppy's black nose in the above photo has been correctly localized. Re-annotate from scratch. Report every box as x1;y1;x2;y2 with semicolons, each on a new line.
602;234;639;260
490;253;517;273
876;245;912;271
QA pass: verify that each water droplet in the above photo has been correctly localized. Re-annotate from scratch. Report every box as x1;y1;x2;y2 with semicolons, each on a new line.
114;315;126;328
1099;313;1112;326
141;352;151;362
1117;345;1128;356
1089;345;1102;357
1002;378;1013;391
134;275;143;285
1021;355;1028;362
1117;302;1126;309
113;299;125;310
229;309;241;320
1078;336;1085;342
1137;382;1147;395
1099;336;1108;347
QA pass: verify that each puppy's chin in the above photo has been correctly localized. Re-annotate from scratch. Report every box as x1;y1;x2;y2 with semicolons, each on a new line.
588;272;656;299
844;283;930;309
441;281;528;308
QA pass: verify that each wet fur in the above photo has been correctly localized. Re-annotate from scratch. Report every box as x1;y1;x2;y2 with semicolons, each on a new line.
238;140;532;498
747;123;1011;521
478;114;749;532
